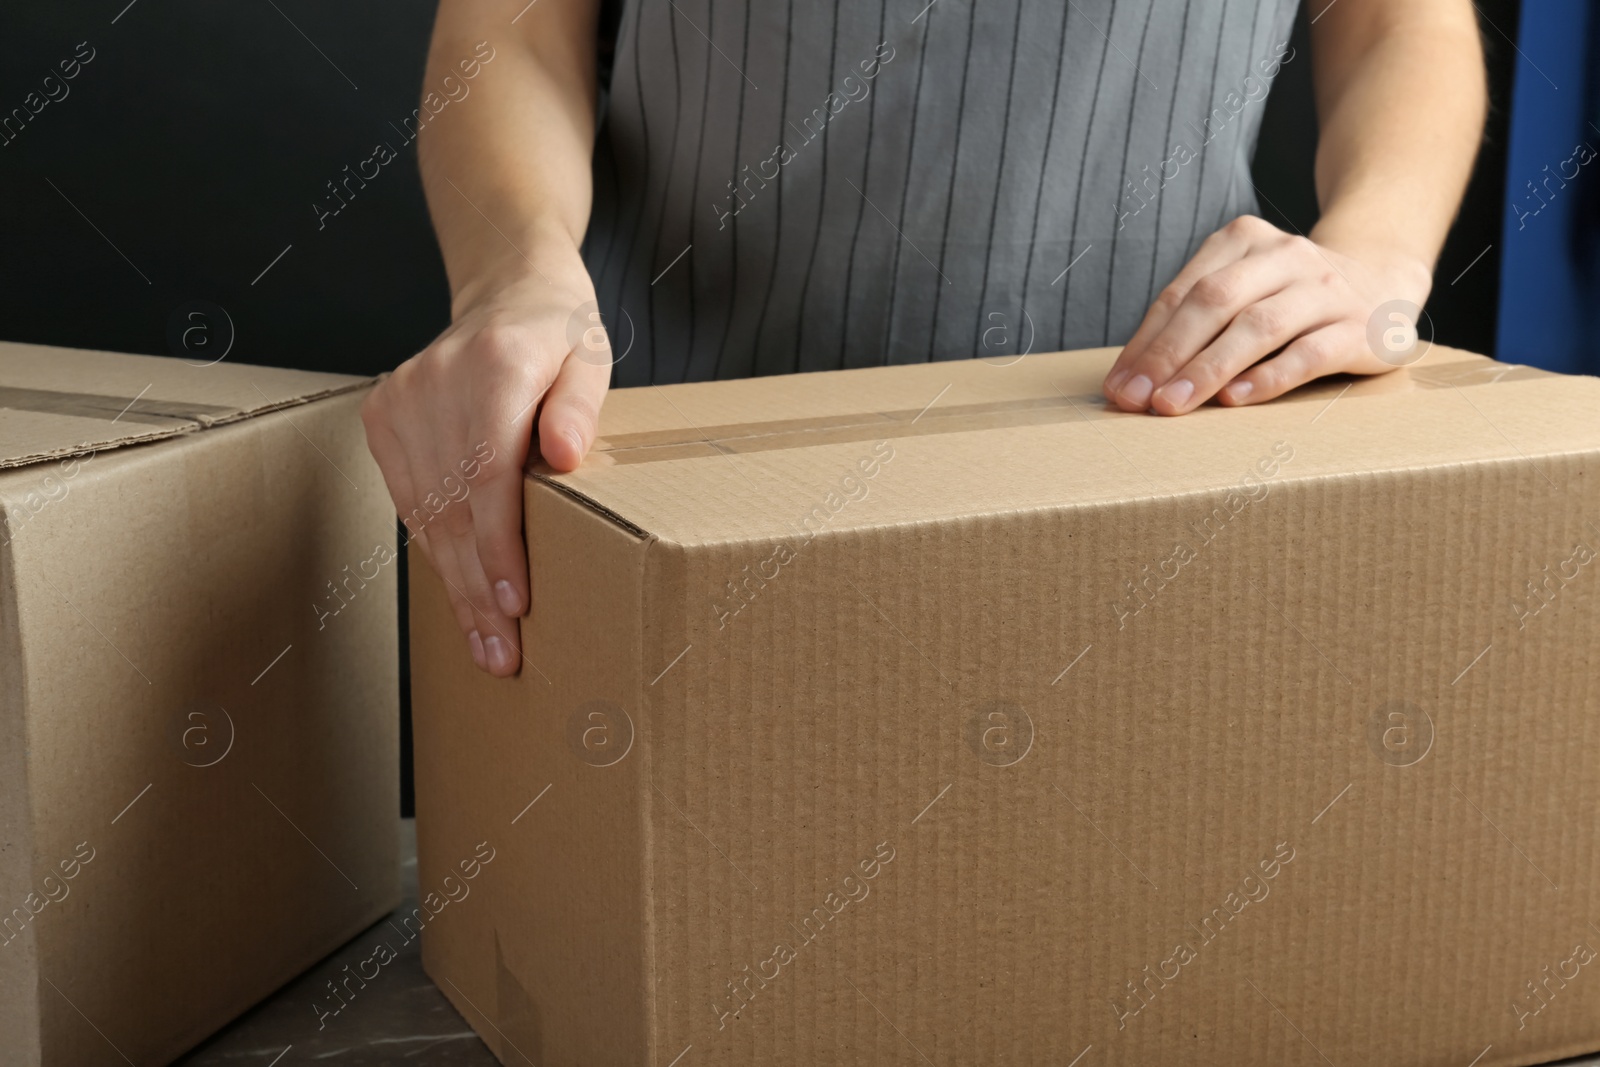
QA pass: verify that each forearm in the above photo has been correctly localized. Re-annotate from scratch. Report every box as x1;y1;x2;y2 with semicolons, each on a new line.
418;0;601;316
1308;4;1487;279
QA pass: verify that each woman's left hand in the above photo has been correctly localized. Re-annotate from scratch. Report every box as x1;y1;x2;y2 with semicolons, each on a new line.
1102;214;1434;415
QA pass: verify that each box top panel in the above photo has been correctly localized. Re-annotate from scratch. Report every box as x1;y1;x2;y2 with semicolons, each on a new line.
0;341;369;471
539;345;1600;546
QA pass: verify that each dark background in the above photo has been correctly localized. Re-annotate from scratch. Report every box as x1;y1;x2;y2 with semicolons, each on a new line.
0;0;1523;814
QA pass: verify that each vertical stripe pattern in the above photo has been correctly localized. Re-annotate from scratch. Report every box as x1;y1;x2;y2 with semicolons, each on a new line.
586;0;1303;384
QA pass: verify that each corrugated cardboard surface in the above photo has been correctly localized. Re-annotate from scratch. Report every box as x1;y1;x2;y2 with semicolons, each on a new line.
0;340;366;472
413;346;1600;1066
411;486;653;1066
0;481;39;1061
0;350;399;1066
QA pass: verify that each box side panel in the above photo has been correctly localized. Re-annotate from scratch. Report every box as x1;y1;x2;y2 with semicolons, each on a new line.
640;440;1600;1067
0;501;41;1066
6;389;399;1065
412;481;651;1067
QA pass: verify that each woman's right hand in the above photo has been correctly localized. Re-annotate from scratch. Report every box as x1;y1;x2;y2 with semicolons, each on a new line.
361;265;612;677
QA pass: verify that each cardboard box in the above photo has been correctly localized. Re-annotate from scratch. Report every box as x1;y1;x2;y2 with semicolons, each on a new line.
410;345;1600;1067
0;343;400;1065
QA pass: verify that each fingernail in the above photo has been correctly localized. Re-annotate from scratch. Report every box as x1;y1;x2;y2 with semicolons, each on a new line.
1105;368;1129;393
494;579;522;616
1155;379;1195;409
1224;380;1254;403
468;630;487;670
1120;374;1154;408
484;635;512;674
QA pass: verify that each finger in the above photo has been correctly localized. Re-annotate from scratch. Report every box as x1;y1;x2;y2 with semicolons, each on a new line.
1106;230;1249;397
1105;215;1283;396
463;326;564;627
363;391;474;653
1149;284;1341;415
1107;238;1310;412
429;473;527;675
538;331;612;472
1218;321;1366;406
400;512;438;572
392;404;488;662
424;525;489;670
419;424;525;673
361;411;428;561
445;514;524;678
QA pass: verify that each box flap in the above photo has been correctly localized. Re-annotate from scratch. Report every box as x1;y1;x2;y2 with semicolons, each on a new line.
539;346;1600;546
0;340;370;470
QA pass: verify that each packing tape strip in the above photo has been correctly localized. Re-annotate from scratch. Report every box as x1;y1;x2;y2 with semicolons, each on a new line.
0;385;237;428
591;359;1558;466
595;395;1093;465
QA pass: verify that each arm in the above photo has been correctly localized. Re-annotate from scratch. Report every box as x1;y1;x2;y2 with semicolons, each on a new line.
1307;0;1487;273
1102;0;1487;415
362;0;611;676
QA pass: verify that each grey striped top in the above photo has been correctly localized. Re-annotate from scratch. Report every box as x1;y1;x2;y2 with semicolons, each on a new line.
582;0;1303;385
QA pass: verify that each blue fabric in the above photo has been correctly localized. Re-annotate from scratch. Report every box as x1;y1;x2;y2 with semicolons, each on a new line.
1495;0;1600;373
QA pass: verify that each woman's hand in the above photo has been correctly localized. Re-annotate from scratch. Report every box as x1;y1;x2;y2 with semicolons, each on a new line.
1102;214;1433;415
361;265;611;677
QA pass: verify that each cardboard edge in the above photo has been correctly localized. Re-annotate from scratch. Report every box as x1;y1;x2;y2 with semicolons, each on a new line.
197;376;373;428
0;501;41;1066
637;536;664;1067
411;481;657;1065
1492;1036;1600;1067
620;443;1600;555
529;471;654;539
548;492;662;1067
0;377;374;473
530;477;661;1065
